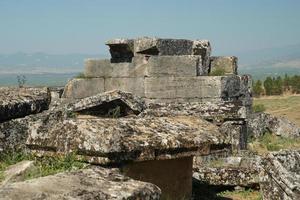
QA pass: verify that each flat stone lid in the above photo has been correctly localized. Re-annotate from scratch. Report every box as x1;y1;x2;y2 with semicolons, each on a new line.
26;114;226;165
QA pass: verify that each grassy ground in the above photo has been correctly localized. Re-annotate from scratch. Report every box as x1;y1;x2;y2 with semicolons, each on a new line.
254;94;300;126
0;152;87;183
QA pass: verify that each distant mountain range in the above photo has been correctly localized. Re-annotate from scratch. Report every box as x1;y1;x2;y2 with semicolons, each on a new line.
0;52;107;74
237;44;300;79
0;44;299;82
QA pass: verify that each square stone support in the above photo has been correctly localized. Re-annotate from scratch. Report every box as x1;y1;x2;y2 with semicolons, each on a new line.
121;156;193;200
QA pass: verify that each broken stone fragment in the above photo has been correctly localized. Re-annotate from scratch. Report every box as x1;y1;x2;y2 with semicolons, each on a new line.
67;90;146;116
0;167;161;200
106;39;134;63
193;167;259;188
248;112;300;139
192;40;211;75
134;37;193;56
193;155;260;189
259;150;300;200
219;121;248;152
209;56;238;75
1;160;36;186
0;87;51;122
62;78;105;99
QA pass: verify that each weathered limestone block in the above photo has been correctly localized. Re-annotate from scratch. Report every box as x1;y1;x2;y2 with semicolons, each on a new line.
219;121;248;151
142;101;249;121
0;167;161;200
134;37;193;56
105;77;145;97
49;87;64;99
68;90;146;116
193;167;259;188
0;87;50;122
0;117;29;152
259;150;300;200
84;55;204;78
62;78;105;99
248;112;300;139
123;157;193;200
20;105;227;199
145;55;200;77
84;58;147;78
106;39;134;63
209;56;238;75
133;37;211;75
144;76;241;102
239;74;253;107
25;114;225;164
192;40;211;75
193;155;260;188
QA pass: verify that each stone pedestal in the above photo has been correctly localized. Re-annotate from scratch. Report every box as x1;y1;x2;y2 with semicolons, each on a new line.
122;156;193;200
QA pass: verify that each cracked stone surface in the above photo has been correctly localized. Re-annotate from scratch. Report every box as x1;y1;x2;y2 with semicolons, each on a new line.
0;87;50;122
0;167;161;200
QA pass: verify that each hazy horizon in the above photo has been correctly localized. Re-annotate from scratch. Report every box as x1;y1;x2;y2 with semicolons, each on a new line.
1;0;300;55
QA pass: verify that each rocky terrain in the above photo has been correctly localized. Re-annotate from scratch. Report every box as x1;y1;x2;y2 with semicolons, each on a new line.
0;37;299;200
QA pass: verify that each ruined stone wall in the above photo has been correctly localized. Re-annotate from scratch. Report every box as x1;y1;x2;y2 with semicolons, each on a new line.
62;37;247;103
62;37;252;152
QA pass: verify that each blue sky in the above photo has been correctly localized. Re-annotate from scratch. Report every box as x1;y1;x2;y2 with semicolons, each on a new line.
0;0;300;55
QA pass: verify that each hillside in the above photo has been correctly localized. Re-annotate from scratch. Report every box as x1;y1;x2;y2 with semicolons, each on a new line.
237;44;300;79
254;95;300;126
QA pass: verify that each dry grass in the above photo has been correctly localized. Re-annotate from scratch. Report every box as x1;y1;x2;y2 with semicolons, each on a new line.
254;94;300;126
248;132;300;155
218;189;262;200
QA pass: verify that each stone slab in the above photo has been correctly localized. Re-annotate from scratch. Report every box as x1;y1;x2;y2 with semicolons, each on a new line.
84;58;147;78
142;101;249;121
0;167;161;200
0;87;50;122
23;111;225;164
105;39;134;63
134;37;193;56
62;78;105;99
260;150;300;200
145;55;200;77
144;76;241;100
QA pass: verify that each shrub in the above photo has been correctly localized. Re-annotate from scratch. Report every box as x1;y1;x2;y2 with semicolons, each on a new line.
252;104;266;113
16;75;27;88
75;72;89;79
209;67;226;76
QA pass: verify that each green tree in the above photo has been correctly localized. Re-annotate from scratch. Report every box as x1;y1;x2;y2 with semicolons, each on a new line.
264;77;273;96
273;76;283;95
253;80;263;97
283;74;290;92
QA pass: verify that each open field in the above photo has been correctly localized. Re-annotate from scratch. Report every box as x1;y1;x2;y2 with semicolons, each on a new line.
254;95;300;126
